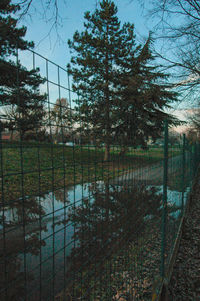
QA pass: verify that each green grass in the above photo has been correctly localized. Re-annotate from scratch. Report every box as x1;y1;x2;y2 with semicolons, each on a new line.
0;143;180;202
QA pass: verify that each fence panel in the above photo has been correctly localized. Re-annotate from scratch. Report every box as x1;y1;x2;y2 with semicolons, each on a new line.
0;48;199;301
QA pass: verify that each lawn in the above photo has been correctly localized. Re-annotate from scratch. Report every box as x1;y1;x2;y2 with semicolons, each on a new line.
0;142;181;203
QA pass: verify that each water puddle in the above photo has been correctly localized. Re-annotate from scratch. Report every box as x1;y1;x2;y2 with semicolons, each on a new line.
0;180;191;300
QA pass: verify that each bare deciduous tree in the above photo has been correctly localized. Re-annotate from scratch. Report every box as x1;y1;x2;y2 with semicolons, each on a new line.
187;108;200;140
141;0;200;103
50;98;73;143
14;0;68;43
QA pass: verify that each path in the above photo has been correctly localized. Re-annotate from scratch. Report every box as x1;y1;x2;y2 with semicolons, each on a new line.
110;154;188;186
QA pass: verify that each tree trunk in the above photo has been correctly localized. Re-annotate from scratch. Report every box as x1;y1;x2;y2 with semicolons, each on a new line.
55;124;59;143
104;22;110;162
119;146;128;156
104;143;110;161
21;130;25;141
10;130;13;141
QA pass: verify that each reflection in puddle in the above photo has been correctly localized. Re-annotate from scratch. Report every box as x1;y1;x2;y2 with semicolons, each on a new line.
0;180;191;300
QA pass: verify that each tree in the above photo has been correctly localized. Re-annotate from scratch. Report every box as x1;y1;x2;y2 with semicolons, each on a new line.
68;0;178;160
0;0;46;140
50;97;73;143
145;0;200;101
0;194;47;301
13;0;99;34
112;34;178;151
14;0;65;31
0;0;33;55
185;109;200;142
168;130;181;146
186;128;199;143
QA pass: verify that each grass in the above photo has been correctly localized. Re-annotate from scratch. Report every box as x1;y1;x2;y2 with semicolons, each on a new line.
0;143;181;202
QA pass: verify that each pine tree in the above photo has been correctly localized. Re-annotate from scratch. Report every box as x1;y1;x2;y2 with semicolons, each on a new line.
68;0;178;160
68;0;121;160
113;34;178;151
0;0;46;140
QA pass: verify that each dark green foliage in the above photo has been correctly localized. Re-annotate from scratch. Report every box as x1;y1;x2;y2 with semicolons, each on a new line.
0;0;33;57
113;34;178;148
0;0;46;139
68;0;178;159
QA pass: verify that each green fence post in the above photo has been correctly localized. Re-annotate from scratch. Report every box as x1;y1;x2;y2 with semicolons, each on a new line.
189;143;193;188
197;142;200;163
191;144;193;179
194;142;197;177
181;134;186;212
161;120;168;278
0;121;2;145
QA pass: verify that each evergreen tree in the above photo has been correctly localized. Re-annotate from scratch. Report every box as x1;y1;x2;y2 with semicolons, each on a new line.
0;0;46;140
68;0;178;159
113;34;178;151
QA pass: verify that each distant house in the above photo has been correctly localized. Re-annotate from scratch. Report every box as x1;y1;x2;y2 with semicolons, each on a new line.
1;133;11;140
1;131;19;141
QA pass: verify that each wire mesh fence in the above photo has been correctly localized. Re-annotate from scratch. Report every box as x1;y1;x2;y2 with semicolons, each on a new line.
0;48;199;301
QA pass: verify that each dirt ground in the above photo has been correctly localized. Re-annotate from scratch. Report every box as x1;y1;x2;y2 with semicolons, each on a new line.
168;176;200;300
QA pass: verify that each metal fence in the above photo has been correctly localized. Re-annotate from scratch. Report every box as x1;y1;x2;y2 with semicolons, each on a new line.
0;48;199;301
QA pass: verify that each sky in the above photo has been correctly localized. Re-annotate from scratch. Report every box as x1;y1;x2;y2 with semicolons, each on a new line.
15;0;194;121
20;0;154;66
19;0;187;72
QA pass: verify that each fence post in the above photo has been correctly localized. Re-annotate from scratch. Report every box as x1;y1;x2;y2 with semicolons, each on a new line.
189;143;193;188
194;142;197;177
197;142;200;163
0;121;2;145
181;134;186;213
161;119;168;279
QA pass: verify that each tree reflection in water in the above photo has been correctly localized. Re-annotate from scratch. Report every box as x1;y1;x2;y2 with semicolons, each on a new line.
0;195;47;301
0;183;164;300
61;183;162;300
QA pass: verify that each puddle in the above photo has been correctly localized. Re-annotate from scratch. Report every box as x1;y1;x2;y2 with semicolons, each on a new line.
0;180;192;300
